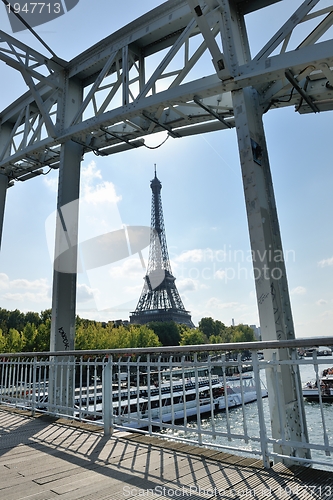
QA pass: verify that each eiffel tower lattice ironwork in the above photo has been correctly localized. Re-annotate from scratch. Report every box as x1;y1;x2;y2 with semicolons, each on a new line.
130;168;194;328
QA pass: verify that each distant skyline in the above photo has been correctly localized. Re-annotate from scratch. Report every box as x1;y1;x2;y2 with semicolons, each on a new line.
0;0;332;338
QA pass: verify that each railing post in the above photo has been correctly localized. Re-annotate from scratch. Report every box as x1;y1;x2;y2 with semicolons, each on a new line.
31;356;37;417
102;356;112;436
252;351;270;468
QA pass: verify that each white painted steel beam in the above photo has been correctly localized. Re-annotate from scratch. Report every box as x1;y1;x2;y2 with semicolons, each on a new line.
232;87;310;464
253;0;321;61
0;30;64;76
50;78;83;353
210;0;310;464
0;123;11;252
217;0;311;465
1;0;332;181
47;77;83;414
236;39;333;86
0;174;8;253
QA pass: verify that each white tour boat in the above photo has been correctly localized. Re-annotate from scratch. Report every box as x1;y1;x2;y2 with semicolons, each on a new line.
216;375;268;410
303;367;333;403
75;374;268;429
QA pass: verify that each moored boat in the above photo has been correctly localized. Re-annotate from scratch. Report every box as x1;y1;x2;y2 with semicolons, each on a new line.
216;376;268;410
75;374;268;428
303;367;333;403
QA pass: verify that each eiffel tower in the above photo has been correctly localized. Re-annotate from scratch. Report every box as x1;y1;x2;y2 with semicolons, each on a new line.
130;167;194;328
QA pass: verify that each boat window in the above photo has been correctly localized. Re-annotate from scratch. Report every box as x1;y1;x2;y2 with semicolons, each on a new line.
186;394;195;402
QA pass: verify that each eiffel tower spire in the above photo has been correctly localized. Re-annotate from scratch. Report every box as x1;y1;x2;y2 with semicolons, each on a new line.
130;167;194;327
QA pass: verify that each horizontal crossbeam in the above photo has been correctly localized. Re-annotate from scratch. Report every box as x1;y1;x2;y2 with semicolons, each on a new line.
0;0;332;181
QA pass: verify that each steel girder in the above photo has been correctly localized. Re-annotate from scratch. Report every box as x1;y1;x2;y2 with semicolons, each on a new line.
0;0;332;182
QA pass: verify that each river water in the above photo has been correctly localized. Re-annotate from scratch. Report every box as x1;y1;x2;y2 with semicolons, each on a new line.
165;356;333;470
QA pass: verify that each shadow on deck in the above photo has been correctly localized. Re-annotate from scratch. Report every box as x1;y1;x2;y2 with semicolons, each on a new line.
0;407;332;499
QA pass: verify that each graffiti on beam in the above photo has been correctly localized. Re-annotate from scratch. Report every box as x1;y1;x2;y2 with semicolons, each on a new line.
58;326;70;350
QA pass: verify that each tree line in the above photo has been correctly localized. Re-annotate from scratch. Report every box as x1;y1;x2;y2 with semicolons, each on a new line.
0;307;255;353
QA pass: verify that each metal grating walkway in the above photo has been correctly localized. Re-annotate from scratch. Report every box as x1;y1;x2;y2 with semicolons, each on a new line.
0;408;332;499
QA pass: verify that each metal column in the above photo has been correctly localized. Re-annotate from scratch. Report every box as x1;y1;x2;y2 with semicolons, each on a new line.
215;0;310;464
50;77;83;352
50;139;82;352
48;76;83;413
232;85;310;463
0;124;11;252
0;174;8;252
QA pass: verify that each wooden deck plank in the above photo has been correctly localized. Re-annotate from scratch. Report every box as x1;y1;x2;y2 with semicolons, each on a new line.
49;469;117;495
33;462;101;485
0;479;52;500
1;408;333;500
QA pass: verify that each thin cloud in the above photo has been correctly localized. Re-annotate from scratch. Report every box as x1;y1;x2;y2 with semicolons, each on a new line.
2;292;49;302
0;273;50;303
124;284;143;295
0;273;49;292
83;179;122;205
82;161;121;205
206;297;240;310
77;283;98;303
316;299;328;306
108;256;146;279
81;161;102;182
177;278;198;292
43;175;58;192
214;269;226;280
175;248;225;263
318;256;333;268
291;286;306;295
176;249;207;263
0;273;10;289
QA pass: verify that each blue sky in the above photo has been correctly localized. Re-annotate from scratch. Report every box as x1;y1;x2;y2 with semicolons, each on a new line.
0;0;332;338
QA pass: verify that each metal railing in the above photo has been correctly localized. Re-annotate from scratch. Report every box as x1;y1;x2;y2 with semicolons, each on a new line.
1;337;333;470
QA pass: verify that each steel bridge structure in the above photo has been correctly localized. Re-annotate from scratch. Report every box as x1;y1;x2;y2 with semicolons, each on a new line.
0;0;333;464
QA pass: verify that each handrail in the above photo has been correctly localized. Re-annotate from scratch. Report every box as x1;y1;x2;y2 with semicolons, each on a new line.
1;336;332;358
1;337;333;470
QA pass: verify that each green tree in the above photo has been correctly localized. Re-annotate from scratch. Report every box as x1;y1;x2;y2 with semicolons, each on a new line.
199;317;227;340
0;308;10;335
5;328;24;352
231;324;255;343
0;329;6;352
7;309;25;332
22;322;37;352
24;311;41;327
40;309;52;323
75;322;100;350
198;317;216;337
108;325;161;349
147;321;181;346
180;328;207;346
134;325;162;348
220;326;233;343
34;320;51;351
209;334;223;344
74;322;161;350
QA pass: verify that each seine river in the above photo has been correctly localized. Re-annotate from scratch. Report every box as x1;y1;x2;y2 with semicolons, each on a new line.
166;356;333;470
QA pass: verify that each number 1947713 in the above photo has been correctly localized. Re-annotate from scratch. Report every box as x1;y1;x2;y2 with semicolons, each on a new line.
7;3;62;14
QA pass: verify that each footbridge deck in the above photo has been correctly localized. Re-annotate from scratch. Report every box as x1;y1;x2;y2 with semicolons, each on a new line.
1;408;332;500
